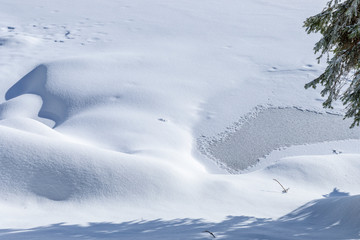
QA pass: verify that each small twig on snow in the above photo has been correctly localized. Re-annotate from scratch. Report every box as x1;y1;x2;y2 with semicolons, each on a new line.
203;230;216;238
273;179;289;193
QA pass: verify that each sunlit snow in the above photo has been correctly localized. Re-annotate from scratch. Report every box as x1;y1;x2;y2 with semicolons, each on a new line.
0;0;359;239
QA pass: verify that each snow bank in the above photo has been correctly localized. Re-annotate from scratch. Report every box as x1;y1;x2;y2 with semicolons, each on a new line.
0;119;203;203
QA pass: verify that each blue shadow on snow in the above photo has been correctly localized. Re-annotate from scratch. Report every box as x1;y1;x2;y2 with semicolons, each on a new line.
0;191;359;240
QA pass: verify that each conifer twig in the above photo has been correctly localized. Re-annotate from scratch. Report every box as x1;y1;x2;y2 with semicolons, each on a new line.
203;230;216;238
273;179;289;193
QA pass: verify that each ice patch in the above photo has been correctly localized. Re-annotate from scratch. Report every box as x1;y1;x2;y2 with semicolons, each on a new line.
202;107;360;172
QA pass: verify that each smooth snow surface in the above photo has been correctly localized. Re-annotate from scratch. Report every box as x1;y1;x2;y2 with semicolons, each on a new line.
1;0;360;239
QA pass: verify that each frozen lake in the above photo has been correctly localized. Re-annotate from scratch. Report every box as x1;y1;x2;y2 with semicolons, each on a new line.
205;108;360;171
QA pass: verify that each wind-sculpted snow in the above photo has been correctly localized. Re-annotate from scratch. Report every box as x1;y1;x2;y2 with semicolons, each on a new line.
2;0;360;238
0;94;42;120
5;65;67;127
0;121;198;202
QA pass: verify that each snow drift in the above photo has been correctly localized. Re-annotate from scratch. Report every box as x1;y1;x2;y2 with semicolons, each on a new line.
0;0;360;239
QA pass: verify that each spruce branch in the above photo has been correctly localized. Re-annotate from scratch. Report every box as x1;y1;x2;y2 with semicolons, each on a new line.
304;0;360;127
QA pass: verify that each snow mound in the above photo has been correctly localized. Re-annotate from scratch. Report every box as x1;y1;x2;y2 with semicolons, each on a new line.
0;55;207;206
2;1;360;238
0;94;42;120
0;123;196;202
260;154;360;195
0;54;359;225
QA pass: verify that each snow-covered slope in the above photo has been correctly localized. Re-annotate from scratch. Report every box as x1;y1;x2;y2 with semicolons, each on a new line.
0;0;360;239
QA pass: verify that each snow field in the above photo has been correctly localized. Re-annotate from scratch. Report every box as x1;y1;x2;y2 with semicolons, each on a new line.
0;0;360;239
